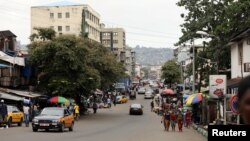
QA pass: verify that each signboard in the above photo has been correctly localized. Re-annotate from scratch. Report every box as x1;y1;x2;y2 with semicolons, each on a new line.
230;95;238;114
209;75;227;99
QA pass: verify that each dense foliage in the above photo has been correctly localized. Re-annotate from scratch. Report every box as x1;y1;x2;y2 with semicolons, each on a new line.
29;28;125;97
161;60;181;87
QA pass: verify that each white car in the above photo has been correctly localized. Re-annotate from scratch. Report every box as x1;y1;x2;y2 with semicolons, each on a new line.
138;87;146;94
144;91;153;99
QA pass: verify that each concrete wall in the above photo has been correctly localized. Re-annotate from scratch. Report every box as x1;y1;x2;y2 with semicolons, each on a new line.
31;5;100;42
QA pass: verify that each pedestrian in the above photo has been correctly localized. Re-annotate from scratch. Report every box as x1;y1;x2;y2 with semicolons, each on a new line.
113;95;117;107
170;111;177;131
150;100;154;112
177;111;183;132
237;75;250;124
0;100;8;128
186;109;192;128
107;97;111;108
162;111;170;131
23;104;30;127
93;102;98;114
74;104;80;121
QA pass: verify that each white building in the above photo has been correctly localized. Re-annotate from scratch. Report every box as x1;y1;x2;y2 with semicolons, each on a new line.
229;28;250;79
31;3;101;42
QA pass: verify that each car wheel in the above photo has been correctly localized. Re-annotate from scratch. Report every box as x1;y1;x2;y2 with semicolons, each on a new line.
32;128;38;132
8;117;12;127
45;129;49;132
18;118;23;126
69;122;74;131
59;123;65;132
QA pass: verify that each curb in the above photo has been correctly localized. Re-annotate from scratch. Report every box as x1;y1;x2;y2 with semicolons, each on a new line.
192;123;208;138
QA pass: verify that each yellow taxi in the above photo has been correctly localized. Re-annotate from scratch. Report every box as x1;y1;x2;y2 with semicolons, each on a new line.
32;107;74;132
116;95;129;104
7;105;24;126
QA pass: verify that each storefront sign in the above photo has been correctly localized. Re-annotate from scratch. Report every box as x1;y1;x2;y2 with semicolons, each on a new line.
230;95;238;114
209;75;227;99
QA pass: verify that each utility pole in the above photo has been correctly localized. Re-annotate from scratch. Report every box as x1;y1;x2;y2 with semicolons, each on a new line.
192;40;195;94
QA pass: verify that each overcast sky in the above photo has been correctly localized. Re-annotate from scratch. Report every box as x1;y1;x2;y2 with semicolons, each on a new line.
0;0;185;48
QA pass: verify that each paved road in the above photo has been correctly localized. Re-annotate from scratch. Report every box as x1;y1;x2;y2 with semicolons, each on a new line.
1;94;206;141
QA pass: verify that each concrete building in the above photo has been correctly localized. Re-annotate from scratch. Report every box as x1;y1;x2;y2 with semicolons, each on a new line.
124;47;136;77
31;4;101;42
100;24;126;62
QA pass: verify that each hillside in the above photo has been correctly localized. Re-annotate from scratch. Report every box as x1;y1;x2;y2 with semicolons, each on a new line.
132;46;174;65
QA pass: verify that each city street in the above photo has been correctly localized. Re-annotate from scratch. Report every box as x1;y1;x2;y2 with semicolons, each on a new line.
1;95;205;141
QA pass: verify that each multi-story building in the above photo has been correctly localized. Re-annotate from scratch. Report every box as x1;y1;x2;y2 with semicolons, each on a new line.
100;24;126;62
31;4;101;42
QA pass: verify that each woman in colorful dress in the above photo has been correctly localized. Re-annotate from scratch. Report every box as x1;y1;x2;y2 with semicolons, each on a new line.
177;111;183;132
170;111;177;131
186;109;192;128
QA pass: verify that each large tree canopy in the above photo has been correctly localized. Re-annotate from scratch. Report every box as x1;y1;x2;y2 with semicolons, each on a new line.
177;0;250;71
161;60;181;87
29;28;125;97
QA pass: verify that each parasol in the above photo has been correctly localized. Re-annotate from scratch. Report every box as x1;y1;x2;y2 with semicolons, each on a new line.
185;93;203;105
48;96;69;104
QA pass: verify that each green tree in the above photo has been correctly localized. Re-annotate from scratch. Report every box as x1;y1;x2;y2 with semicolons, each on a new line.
30;27;56;41
176;0;250;72
161;60;181;87
29;28;125;97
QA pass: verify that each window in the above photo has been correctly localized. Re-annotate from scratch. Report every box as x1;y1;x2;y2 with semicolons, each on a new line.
50;13;54;18
50;26;54;29
113;32;118;36
66;26;70;31
66;12;70;18
238;43;243;65
58;13;62;18
58;26;62;31
244;63;250;72
113;40;118;44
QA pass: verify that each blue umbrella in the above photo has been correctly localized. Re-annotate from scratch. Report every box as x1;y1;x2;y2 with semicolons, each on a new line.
183;93;189;99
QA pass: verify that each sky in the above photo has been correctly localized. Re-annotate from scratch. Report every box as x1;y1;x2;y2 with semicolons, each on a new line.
0;0;185;48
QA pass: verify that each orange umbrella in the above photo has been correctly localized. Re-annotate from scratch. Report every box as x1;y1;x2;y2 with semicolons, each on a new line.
161;88;175;95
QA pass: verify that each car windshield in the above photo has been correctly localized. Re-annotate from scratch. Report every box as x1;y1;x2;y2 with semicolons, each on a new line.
131;104;141;108
40;108;63;116
139;88;145;91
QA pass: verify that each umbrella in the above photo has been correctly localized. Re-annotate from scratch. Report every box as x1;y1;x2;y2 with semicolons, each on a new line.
161;88;175;95
183;93;190;99
185;93;203;105
48;96;69;104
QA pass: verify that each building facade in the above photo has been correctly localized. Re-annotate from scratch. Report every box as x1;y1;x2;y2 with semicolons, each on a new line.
31;4;101;42
100;25;126;62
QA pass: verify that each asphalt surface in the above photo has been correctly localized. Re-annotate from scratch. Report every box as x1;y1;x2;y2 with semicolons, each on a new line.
0;94;206;141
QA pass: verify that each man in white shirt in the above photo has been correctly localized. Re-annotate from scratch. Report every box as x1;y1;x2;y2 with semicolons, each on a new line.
23;105;30;127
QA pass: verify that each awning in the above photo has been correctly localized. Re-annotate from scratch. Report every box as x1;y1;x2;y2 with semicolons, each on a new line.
0;51;25;66
0;63;11;68
227;78;242;89
0;92;23;101
6;89;42;98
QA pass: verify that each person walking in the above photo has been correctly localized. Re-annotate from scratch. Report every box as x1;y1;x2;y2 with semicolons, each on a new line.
113;95;117;107
170;111;177;131
0;100;8;128
177;111;183;132
162;110;170;131
150;100;154;112
93;102;98;114
74;104;80;121
23;104;30;127
107;97;111;108
186;109;192;128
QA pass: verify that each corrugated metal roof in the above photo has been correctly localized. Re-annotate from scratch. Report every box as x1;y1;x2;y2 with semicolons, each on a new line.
0;92;23;101
0;30;17;38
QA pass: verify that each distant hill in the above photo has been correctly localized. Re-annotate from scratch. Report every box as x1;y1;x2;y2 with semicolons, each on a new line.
132;46;174;65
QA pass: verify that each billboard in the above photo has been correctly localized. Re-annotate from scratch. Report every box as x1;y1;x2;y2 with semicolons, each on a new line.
209;75;227;99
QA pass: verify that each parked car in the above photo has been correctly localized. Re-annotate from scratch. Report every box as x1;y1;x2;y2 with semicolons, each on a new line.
116;96;128;104
7;105;24;127
129;104;143;115
138;87;146;94
32;107;74;132
144;91;154;99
